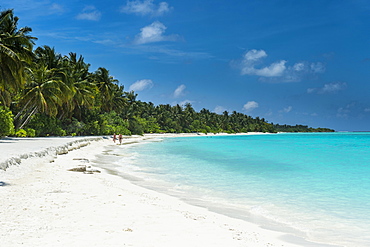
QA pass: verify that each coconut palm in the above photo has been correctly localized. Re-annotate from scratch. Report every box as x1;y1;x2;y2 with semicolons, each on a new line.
109;83;127;112
58;53;97;120
34;46;62;70
93;67;121;112
0;9;36;106
15;64;63;129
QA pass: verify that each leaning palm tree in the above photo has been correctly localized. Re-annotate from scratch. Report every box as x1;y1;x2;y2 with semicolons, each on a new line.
0;9;36;106
15;64;64;129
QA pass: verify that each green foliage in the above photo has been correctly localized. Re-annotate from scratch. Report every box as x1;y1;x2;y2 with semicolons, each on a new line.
135;117;161;133
25;128;36;137
14;128;35;137
0;9;36;107
273;124;334;133
15;129;27;137
27;114;66;136
75;110;131;136
0;107;15;136
81;120;100;135
128;118;144;135
62;118;85;136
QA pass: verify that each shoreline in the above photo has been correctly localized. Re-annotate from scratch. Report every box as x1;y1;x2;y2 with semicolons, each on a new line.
0;134;336;246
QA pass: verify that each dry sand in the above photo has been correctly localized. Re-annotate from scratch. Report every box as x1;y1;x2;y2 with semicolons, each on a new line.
0;134;307;246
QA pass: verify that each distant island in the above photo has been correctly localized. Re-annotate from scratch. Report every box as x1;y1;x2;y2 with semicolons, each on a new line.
0;9;334;137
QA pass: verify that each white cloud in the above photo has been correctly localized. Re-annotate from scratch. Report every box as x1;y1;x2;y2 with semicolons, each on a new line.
240;49;286;77
238;49;325;82
283;106;293;113
244;49;267;61
293;62;305;71
121;0;172;16
157;2;171;15
337;102;356;118
365;108;370;112
130;45;210;59
320;82;346;93
179;99;194;106
0;1;65;16
254;60;287;77
214;106;228;114
311;62;326;73
129;79;153;91
173;84;186;98
76;6;101;21
308;82;347;94
50;3;64;13
306;88;316;94
134;21;179;44
243;101;259;112
278;106;292;114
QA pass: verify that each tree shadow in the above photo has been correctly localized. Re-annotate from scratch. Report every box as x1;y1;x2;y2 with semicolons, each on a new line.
0;181;8;186
0;137;18;143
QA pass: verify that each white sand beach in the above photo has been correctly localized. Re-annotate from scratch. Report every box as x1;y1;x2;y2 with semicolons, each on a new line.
0;134;311;247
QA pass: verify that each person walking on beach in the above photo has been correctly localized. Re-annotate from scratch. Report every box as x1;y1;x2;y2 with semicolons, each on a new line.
118;134;123;145
113;133;116;143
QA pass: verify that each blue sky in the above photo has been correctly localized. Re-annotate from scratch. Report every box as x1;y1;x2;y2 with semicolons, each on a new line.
1;0;370;131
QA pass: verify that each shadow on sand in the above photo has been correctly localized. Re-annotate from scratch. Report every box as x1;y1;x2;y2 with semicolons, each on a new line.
0;181;9;186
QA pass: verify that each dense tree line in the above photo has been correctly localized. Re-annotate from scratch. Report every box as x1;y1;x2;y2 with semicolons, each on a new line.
273;124;334;133
0;9;334;137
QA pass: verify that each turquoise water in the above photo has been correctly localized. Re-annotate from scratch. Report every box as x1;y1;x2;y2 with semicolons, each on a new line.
109;133;370;246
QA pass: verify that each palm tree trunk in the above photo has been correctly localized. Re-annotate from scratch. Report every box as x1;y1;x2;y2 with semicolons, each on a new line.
18;106;38;130
14;99;32;120
15;104;34;129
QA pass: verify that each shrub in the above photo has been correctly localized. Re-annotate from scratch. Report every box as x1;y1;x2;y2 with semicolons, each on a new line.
0;107;15;137
27;114;65;136
15;129;27;137
135;117;161;133
25;128;36;137
62;118;84;136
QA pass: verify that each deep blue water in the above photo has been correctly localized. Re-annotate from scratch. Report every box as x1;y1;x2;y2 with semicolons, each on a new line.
110;133;370;246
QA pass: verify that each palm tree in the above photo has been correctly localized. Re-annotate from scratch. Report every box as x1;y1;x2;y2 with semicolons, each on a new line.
58;52;97;120
0;9;36;106
110;84;127;112
15;64;63;129
120;91;137;121
94;67;120;112
34;46;62;70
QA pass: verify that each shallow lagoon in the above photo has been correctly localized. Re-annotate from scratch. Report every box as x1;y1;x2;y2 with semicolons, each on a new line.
107;133;370;246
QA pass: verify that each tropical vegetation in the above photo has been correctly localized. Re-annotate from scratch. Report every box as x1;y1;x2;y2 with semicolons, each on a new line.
0;9;334;137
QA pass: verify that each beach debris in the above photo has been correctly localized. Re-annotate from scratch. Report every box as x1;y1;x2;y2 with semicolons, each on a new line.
68;164;101;174
68;157;101;174
68;165;87;172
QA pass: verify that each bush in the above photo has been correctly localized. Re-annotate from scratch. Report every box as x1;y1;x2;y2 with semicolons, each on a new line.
77;111;131;136
128;119;144;135
135;117;161;133
27;114;66;136
62;118;84;136
25;128;36;137
15;129;27;137
0;107;15;137
81;120;100;135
